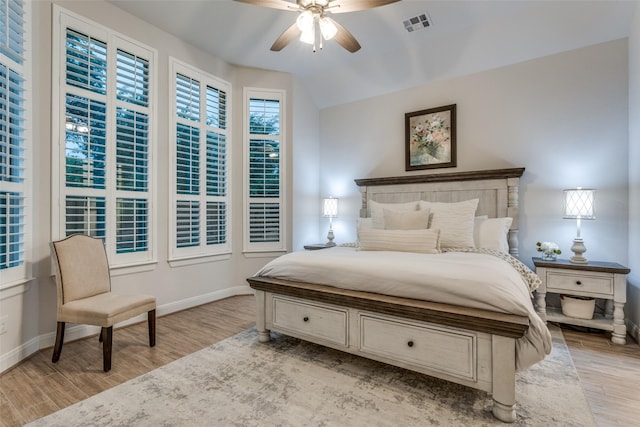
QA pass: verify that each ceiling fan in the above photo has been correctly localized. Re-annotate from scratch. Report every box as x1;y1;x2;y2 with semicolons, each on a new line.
234;0;400;53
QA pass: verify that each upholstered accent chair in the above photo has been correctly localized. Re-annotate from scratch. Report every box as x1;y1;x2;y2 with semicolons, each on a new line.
50;234;157;372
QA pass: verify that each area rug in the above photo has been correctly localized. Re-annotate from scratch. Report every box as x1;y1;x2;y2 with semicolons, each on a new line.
27;327;594;426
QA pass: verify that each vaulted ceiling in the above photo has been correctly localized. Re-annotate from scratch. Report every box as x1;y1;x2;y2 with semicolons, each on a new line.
109;0;637;108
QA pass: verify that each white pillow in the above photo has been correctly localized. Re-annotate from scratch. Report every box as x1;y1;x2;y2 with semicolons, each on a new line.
474;217;513;253
473;215;489;244
383;208;430;230
419;199;479;248
357;217;374;229
358;228;441;254
369;200;418;229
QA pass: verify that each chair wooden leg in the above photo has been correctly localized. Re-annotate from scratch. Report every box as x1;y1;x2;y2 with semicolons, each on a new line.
148;309;156;347
99;328;104;343
52;322;65;363
102;326;113;372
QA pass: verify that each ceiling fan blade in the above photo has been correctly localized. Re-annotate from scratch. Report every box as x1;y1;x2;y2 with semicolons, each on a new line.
233;0;298;12
329;18;361;53
271;22;302;51
328;0;400;14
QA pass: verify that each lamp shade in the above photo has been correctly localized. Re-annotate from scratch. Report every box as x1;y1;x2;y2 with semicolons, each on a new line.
323;197;338;217
296;10;314;32
319;17;338;40
563;188;595;219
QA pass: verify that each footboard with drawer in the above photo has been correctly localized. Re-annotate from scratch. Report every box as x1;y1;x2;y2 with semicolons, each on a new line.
248;276;529;423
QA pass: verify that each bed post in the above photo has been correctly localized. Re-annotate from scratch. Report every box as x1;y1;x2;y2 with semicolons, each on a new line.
254;290;271;342
491;335;517;422
507;177;520;259
359;185;368;218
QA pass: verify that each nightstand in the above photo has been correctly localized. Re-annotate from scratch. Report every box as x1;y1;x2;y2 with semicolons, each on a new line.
303;243;335;250
533;257;630;344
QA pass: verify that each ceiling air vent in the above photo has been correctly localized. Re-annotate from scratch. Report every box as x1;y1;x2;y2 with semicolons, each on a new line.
403;13;431;32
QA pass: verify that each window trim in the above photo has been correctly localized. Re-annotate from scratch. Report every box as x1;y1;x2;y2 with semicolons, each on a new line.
243;87;287;253
51;6;158;271
168;57;232;262
0;0;32;288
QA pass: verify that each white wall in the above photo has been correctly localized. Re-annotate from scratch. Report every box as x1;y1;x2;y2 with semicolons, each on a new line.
0;0;306;371
319;39;631;312
627;1;640;342
292;78;321;251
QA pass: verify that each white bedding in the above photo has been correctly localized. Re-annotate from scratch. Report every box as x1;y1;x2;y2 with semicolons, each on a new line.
256;247;552;371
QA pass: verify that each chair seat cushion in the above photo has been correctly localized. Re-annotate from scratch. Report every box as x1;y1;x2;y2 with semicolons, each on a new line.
59;293;156;327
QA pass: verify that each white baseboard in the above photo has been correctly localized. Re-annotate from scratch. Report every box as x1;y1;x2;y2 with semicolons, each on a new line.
0;286;253;373
0;337;40;373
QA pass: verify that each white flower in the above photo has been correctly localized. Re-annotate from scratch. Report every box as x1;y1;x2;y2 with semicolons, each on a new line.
542;242;557;251
536;241;561;254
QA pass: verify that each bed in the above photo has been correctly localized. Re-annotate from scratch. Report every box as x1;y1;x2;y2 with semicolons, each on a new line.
247;168;552;423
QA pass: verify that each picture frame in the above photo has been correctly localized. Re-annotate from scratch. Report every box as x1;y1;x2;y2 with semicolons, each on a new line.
405;104;456;171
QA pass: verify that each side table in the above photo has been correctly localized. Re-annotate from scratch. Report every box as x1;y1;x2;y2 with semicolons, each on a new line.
303;243;335;250
533;257;630;345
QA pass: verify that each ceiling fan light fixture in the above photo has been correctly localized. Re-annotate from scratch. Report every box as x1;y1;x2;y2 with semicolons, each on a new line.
319;16;337;40
296;10;314;32
300;26;315;45
234;0;400;53
299;0;328;6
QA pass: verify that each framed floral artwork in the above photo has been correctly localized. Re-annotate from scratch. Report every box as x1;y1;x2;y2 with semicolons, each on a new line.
405;104;456;171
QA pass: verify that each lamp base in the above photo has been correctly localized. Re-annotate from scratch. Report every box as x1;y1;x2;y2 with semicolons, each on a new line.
326;228;336;247
569;238;588;264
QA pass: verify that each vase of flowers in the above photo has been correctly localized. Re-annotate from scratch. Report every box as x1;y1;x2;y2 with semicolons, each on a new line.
536;241;561;261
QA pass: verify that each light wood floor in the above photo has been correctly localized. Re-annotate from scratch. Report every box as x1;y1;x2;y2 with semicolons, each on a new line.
1;295;639;427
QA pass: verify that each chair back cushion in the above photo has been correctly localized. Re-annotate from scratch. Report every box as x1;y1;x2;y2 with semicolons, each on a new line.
52;235;111;303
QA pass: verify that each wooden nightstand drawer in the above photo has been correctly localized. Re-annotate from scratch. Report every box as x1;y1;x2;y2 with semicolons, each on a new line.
272;297;348;346
546;271;613;295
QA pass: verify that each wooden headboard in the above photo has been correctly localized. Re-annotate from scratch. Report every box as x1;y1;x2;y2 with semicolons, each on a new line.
354;168;525;258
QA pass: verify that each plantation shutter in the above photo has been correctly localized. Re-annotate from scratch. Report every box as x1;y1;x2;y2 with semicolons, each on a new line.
63;28;108;242
0;0;27;278
55;8;156;267
245;91;285;252
170;60;230;260
114;49;150;254
0;0;25;64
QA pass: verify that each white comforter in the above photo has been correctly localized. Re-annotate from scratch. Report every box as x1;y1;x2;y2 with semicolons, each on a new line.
256;247;552;371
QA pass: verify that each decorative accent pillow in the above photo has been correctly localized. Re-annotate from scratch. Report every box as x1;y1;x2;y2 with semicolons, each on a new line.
358;228;441;254
369;200;418;229
418;199;479;248
357;217;374;230
383;208;430;230
474;217;513;253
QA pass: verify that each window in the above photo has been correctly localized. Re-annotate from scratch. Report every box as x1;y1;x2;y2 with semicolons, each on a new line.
0;0;30;286
244;88;286;253
52;7;156;268
169;59;231;261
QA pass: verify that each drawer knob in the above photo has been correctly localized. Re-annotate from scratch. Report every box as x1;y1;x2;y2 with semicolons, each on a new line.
575;280;582;285
303;316;309;322
407;340;414;348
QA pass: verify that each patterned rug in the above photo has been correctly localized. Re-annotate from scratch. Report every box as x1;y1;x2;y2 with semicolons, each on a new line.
27;327;594;426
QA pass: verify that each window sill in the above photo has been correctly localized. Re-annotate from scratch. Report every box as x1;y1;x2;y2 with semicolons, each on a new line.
242;250;287;259
0;278;34;300
168;252;232;268
110;260;158;277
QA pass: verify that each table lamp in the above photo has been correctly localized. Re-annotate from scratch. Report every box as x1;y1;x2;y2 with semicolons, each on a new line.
323;197;338;246
563;188;595;264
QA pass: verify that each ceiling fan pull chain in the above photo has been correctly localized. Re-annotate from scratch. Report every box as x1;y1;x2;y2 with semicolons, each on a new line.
313;19;317;53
